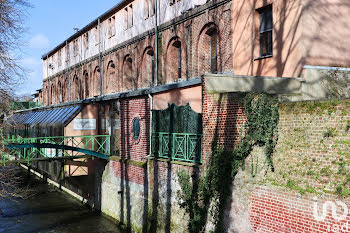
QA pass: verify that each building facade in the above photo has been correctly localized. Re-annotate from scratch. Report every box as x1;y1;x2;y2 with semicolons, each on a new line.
6;0;350;232
42;0;232;106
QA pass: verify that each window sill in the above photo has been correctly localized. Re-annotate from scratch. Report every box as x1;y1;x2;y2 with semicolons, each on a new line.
254;55;273;61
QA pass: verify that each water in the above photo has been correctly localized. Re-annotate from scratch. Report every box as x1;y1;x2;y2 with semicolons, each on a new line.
0;168;123;233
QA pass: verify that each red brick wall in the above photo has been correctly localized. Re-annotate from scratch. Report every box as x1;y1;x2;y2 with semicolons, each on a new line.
249;186;350;233
120;97;150;160
203;76;350;232
111;96;150;185
111;161;146;185
202;78;246;164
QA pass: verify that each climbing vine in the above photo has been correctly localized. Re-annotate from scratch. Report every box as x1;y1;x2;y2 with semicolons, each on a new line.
177;93;280;233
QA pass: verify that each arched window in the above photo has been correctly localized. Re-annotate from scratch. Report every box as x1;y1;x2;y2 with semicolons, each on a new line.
73;75;81;100
123;56;134;90
174;41;182;80
207;28;218;73
57;81;62;103
142;48;154;87
94;66;100;96
166;38;182;82
106;61;116;93
50;84;55;104
83;71;89;98
62;78;67;102
198;24;220;75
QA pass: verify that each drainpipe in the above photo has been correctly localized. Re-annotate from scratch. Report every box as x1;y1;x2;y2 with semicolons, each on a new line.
46;55;49;105
154;0;158;86
148;94;153;156
66;40;70;101
98;18;103;96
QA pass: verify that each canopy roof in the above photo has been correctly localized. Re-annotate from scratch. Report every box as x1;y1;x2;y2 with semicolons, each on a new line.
6;105;81;127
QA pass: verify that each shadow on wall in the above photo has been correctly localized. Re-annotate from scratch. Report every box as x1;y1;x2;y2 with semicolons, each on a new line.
108;102;202;233
233;0;350;79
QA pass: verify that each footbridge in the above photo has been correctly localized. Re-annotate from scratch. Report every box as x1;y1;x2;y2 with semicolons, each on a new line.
0;135;119;165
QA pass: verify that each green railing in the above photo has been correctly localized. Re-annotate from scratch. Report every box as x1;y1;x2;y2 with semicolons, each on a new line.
151;132;202;163
1;134;120;165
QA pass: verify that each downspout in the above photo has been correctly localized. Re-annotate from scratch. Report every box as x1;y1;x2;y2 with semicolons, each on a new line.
98;18;103;96
154;0;158;86
46;55;49;105
148;94;153;156
66;40;70;101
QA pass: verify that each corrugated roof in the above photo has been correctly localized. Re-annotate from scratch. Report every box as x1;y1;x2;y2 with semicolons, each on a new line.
7;105;81;127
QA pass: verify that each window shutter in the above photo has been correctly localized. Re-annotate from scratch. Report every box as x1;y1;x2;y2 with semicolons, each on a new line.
124;8;128;30
112;17;116;36
108;18;112;38
128;5;133;28
144;0;149;19
150;0;155;16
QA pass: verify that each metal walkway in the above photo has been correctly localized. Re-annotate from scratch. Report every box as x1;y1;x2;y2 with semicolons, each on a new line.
1;135;119;165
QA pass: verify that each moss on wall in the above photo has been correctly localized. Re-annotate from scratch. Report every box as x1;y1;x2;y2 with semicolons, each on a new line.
259;99;350;197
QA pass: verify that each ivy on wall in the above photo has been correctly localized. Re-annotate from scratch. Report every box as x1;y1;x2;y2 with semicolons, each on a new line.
177;93;280;233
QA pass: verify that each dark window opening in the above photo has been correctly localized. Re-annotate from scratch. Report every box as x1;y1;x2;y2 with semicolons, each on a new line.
50;85;55;104
84;72;89;98
124;57;134;89
258;5;273;57
172;40;182;80
132;117;140;140
146;49;155;86
58;82;62;103
206;28;218;73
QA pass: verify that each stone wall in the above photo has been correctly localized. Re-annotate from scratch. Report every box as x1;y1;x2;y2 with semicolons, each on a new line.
203;76;350;232
99;74;350;233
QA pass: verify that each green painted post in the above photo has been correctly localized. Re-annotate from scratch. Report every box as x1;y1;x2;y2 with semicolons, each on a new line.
185;134;188;161
92;137;95;152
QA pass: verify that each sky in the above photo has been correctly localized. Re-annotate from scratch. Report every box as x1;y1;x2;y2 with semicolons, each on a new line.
17;0;120;96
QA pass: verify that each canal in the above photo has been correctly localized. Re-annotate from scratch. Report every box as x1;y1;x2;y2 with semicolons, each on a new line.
0;166;124;233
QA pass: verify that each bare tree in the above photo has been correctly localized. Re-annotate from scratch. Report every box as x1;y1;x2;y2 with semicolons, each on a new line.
0;0;31;104
0;0;31;147
0;0;33;201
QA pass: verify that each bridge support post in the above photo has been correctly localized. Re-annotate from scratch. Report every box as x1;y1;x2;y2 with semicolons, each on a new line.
58;160;64;190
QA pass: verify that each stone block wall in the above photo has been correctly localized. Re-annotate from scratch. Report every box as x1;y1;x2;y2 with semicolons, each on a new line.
232;99;350;232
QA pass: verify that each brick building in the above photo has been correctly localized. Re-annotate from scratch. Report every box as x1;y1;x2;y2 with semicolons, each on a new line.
6;0;350;232
41;0;232;105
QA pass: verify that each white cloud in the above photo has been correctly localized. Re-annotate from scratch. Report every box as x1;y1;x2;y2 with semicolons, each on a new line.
21;57;42;66
17;57;43;95
29;34;50;49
